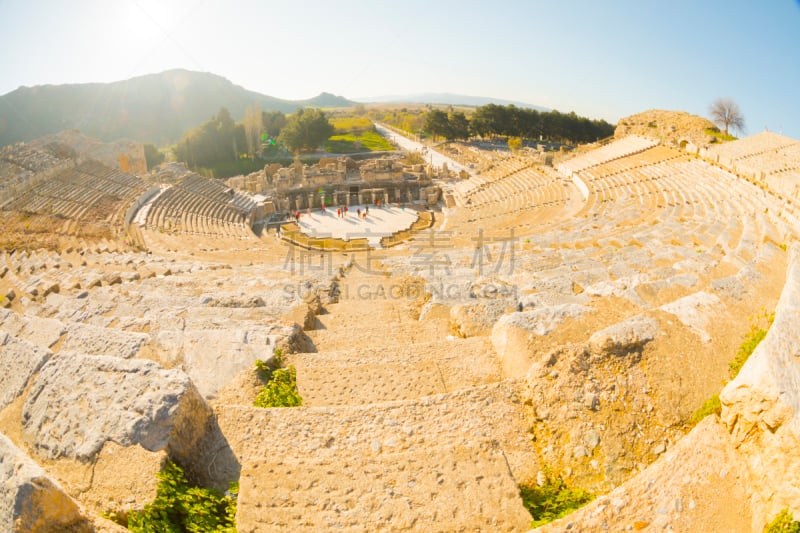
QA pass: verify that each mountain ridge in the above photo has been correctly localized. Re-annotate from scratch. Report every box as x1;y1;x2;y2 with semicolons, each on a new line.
0;69;355;147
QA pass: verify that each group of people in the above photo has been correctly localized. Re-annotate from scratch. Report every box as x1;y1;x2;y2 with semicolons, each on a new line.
334;205;370;220
288;198;399;224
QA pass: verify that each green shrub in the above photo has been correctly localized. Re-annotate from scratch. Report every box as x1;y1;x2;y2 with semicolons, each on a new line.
254;350;302;408
106;461;237;532
730;311;775;379
690;394;721;424
255;349;283;380
765;509;800;533
519;471;594;528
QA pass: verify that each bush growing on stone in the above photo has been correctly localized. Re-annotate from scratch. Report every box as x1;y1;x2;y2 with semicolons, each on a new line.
764;509;800;533
254;350;302;408
107;461;238;532
519;470;594;527
254;366;302;408
729;311;774;379
690;394;721;424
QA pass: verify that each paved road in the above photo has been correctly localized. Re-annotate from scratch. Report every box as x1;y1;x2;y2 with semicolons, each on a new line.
374;123;473;176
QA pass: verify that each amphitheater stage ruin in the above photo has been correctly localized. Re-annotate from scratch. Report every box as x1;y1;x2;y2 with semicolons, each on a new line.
294;205;419;247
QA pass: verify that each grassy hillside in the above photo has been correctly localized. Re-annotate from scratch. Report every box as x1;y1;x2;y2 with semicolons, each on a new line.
0;69;355;147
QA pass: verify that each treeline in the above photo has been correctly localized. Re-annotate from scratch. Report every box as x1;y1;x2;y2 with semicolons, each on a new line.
424;104;614;144
172;106;334;177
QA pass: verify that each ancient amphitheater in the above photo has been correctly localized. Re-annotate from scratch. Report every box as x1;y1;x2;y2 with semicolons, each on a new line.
2;117;800;532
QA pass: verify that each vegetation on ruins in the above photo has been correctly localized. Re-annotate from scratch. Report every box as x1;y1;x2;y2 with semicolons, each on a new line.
401;151;426;165
519;470;595;527
508;136;522;151
691;309;774;424
254;349;303;408
709;97;746;136
729;310;774;379
704;127;737;142
690;394;721;424
278;108;335;154
105;461;238;532
765;509;800;532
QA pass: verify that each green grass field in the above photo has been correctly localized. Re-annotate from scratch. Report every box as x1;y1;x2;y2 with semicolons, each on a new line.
325;130;395;153
330;116;374;134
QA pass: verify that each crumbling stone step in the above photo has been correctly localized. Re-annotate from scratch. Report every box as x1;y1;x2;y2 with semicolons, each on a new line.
236;442;531;533
286;337;501;406
216;380;536;483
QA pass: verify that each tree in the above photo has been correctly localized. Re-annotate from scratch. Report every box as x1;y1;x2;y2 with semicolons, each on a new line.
278;108;334;154
423;109;450;140
709;97;745;135
447;111;470;140
262;110;287;139
143;143;165;169
242;104;262;157
173;107;245;168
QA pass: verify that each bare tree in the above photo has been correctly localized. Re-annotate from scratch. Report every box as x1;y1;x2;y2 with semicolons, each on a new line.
709;97;745;136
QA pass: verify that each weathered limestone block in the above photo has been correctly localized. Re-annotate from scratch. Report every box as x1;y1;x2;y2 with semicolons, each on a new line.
588;314;659;355
0;433;89;533
720;244;800;529
283;303;317;331
491;304;589;377
180;328;275;399
62;323;149;359
0;332;53;410
22;354;211;465
80;441;167;518
0;309;65;348
450;299;518;338
534;417;752;533
659;291;720;342
157;321;308;399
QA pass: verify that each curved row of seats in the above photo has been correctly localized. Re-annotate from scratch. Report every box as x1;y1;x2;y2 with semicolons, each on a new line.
2;160;148;233
557;135;658;176
143;174;256;239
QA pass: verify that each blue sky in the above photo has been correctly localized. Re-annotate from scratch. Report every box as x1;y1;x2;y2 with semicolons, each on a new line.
1;0;798;138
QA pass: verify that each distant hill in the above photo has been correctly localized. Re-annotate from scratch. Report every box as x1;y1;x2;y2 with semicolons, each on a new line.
357;92;549;111
0;69;356;147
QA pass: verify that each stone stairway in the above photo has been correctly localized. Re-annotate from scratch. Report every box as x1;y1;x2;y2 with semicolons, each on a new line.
224;268;536;532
